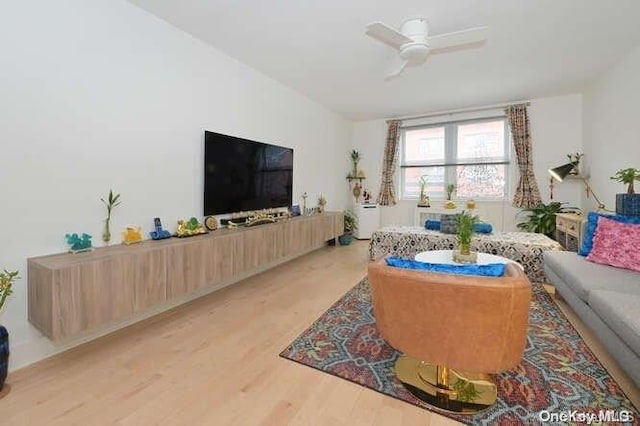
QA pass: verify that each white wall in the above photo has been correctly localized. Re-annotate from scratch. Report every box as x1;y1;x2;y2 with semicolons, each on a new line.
351;94;584;230
0;0;351;371
583;44;640;209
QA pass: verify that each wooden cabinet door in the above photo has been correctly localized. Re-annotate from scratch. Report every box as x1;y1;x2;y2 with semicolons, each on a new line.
239;225;284;271
130;248;166;313
334;212;344;237
283;218;312;257
166;238;210;299
209;233;239;284
312;215;335;245
53;249;165;339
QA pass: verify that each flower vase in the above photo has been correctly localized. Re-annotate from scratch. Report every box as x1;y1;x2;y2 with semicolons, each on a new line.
453;244;477;264
102;219;111;245
418;187;430;207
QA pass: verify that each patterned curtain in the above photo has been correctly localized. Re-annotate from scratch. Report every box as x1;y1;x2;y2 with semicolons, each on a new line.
377;120;401;206
506;104;542;208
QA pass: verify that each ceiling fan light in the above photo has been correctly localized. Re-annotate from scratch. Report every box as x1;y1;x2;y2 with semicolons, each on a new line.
365;17;489;78
399;43;429;61
400;18;428;39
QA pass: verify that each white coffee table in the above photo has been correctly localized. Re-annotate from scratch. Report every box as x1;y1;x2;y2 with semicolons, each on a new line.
415;250;523;269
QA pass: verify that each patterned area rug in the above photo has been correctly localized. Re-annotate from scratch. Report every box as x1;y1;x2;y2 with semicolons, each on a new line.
280;278;639;424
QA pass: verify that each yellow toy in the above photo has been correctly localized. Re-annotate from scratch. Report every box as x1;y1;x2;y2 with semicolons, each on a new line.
122;226;143;245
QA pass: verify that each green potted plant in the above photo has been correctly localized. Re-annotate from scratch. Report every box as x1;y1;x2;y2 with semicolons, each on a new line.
101;189;121;245
454;211;479;263
418;176;430;207
0;269;19;392
445;184;456;209
611;167;640;216
339;210;358;245
446;183;456;201
516;202;572;238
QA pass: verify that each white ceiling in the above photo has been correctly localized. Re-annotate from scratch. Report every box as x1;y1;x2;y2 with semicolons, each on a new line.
128;0;640;121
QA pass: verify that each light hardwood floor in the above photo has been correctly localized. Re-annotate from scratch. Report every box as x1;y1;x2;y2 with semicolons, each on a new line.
2;241;638;425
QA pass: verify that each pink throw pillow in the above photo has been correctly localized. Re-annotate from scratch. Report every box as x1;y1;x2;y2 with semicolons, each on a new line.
586;216;640;272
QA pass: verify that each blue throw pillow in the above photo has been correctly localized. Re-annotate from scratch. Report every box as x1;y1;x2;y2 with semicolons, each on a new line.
385;256;505;277
425;220;491;233
473;222;493;234
424;220;441;230
579;211;640;256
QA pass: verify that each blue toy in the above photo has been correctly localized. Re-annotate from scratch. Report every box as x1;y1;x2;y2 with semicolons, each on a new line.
150;217;172;240
65;233;93;253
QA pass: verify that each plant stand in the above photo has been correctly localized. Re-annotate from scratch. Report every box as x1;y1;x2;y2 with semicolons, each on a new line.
0;325;8;397
616;194;640;216
338;234;353;245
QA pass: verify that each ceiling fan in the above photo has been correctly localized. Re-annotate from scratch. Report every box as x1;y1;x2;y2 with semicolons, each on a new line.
365;18;488;79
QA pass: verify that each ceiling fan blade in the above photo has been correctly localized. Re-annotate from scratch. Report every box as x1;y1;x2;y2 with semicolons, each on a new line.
385;58;409;80
428;26;489;52
366;22;413;50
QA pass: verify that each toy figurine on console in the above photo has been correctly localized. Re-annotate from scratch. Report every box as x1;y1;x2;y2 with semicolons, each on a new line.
122;226;143;245
290;205;301;217
65;233;93;253
175;217;207;237
150;218;172;240
245;210;278;227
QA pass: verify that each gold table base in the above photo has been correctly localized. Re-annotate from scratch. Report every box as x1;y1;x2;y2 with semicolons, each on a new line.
395;356;497;414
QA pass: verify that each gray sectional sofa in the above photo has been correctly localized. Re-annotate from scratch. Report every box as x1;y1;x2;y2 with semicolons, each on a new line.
544;251;640;386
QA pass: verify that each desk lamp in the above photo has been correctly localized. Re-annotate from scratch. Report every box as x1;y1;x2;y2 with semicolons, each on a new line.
548;162;607;211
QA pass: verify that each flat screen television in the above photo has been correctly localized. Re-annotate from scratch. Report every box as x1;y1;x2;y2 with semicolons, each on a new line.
204;131;293;216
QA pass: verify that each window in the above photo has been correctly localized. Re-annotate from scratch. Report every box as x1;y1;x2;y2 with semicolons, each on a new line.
400;117;510;200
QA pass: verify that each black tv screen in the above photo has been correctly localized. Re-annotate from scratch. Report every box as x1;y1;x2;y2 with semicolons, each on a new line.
204;131;293;216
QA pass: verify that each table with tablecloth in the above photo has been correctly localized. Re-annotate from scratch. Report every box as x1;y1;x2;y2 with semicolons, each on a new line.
368;226;563;283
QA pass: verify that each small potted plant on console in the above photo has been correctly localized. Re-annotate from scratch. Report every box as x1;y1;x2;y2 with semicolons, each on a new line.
339;210;358;245
611;167;640;216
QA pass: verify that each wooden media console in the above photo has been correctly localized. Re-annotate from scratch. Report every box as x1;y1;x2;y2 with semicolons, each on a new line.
28;212;344;341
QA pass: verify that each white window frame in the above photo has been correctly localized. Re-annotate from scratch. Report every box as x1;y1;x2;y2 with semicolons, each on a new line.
399;116;511;201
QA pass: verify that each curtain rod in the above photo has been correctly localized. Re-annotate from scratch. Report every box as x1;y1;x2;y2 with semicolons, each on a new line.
386;100;531;123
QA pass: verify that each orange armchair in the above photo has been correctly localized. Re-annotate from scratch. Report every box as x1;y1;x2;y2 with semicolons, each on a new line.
367;257;532;413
